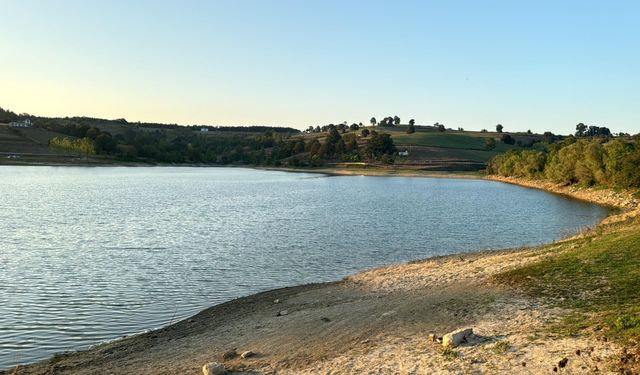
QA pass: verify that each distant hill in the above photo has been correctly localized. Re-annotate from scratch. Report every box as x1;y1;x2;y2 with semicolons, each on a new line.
0;107;597;172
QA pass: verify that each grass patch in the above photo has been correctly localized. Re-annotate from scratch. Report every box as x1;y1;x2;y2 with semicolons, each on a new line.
489;340;512;355
382;128;518;152
494;216;640;343
439;346;460;361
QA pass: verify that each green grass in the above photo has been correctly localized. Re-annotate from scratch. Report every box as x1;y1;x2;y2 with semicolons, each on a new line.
439;346;460;361
494;217;640;343
382;128;516;152
488;340;512;355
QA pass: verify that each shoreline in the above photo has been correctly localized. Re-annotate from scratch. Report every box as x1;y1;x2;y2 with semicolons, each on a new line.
0;161;484;180
6;175;638;375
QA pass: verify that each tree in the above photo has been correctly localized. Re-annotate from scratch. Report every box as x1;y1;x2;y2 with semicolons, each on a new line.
501;134;515;145
365;133;396;158
406;123;415;134
496;124;503;133
484;137;496;150
361;128;370;137
575;123;587;137
393;116;401;125
0;107;19;123
543;131;556;143
350;123;359;131
409;119;415;126
370;117;377;126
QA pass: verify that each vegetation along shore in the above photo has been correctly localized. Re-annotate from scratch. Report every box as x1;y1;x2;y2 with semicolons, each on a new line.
6;137;640;374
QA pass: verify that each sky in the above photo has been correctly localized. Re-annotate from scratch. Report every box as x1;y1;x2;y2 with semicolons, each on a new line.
1;0;639;134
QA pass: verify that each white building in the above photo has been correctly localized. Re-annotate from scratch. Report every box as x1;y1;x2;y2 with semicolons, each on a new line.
398;150;409;156
200;127;209;132
9;119;33;128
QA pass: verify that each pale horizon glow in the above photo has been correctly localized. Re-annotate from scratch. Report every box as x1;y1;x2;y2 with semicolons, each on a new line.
1;0;639;134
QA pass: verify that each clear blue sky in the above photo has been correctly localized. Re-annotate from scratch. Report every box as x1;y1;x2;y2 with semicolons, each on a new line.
1;0;639;134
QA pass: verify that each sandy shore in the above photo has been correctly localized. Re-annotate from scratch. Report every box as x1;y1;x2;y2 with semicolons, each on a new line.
6;177;638;375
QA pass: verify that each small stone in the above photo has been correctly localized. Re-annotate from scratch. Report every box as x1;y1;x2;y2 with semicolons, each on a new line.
273;299;280;304
428;333;437;342
442;328;473;348
521;362;526;367
553;366;558;372
277;310;288;316
202;362;226;375
320;317;331;323
558;357;568;368
576;349;581;356
240;350;254;359
222;349;237;360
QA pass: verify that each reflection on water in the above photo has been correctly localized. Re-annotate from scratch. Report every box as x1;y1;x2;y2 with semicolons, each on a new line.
0;166;609;368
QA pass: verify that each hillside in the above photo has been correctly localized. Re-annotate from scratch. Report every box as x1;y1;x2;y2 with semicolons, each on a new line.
0;107;547;170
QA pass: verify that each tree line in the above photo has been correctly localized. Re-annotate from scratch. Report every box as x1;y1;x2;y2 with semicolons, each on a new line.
27;115;396;166
488;136;640;188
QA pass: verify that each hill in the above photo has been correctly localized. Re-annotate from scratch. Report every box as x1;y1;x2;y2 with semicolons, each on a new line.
0;107;565;171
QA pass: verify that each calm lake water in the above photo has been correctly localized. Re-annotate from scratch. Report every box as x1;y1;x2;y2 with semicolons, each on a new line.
0;166;609;368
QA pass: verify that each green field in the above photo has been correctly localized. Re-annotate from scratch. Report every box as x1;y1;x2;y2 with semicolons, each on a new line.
381;127;517;152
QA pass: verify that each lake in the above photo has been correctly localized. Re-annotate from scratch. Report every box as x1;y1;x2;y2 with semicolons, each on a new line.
0;166;609;369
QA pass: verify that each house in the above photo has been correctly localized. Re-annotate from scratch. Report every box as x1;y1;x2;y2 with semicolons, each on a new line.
200;127;209;132
9;119;33;128
398;150;409;156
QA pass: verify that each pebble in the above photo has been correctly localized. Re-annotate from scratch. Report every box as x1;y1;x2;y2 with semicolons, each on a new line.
202;362;226;375
222;349;237;360
240;350;254;359
277;310;288;316
558;357;568;368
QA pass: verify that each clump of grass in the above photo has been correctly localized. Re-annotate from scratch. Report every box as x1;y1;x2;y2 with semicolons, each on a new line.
439;346;460;361
493;216;640;344
490;340;512;355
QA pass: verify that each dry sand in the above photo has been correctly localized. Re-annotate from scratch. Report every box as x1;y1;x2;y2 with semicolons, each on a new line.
6;177;638;375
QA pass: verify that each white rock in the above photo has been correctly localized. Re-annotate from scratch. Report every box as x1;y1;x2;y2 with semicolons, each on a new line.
442;328;473;348
278;310;288;316
240;350;255;359
202;362;226;375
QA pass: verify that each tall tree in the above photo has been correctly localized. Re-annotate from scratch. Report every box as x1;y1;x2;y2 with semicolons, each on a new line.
370;117;377;126
496;124;504;133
